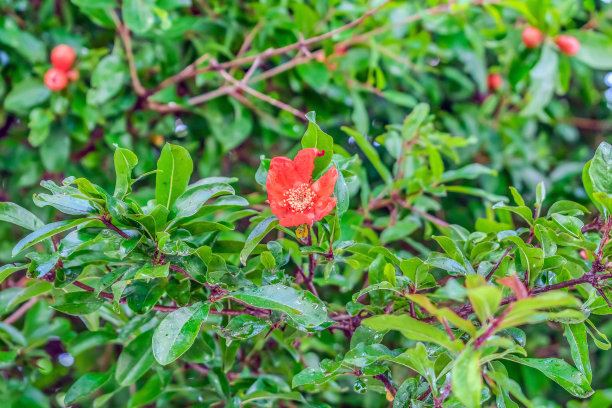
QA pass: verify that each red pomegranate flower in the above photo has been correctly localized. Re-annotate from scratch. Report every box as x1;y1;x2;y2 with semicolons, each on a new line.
267;148;338;227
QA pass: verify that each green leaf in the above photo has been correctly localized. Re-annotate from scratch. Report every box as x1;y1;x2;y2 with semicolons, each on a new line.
452;347;482;408
0;19;46;63
440;163;496;182
467;285;502;325
492;202;533;226
134;263;169;280
152;302;210;365
33;192;96;216
155;143;193;209
40;132;70;173
128;371;171;408
220;315;269;340
551;213;584;238
169;183;235;223
0;202;44;231
520;45;558;116
341;126;392;184
401;103;429;140
52;292;104;315
487;370;533;408
565;323;592;383
122;0;155;33
126;280;164;314
4;79;50;114
0;264;26;285
114;147;138;199
589;142;612;195
87;54;127;105
65;370;113;404
391;343;437;391
502;355;594;398
301;112;334;177
230;284;328;328
116;330;156;386
12;218;91;256
568;30;612;70
362;314;462;351
240;216;279;265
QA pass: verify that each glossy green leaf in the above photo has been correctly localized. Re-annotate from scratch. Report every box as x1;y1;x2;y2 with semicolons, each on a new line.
152;302;210;365
565;323;592;383
65;370;113;404
301;112;334;177
113;147;138;199
503;355;594;398
240;216;279;265
116;330;156;386
230;284;328;328
155;143;193;209
0;202;44;231
12;218;92;256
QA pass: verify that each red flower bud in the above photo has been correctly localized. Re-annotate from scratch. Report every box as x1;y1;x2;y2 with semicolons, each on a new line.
522;27;543;48
555;35;580;56
487;73;503;91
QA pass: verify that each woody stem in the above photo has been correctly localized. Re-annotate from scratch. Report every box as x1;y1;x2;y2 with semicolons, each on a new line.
305;228;319;297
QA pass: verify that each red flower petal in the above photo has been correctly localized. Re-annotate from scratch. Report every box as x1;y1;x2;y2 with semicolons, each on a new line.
266;156;299;201
278;210;316;227
293;148;319;184
313;197;337;220
312;167;338;198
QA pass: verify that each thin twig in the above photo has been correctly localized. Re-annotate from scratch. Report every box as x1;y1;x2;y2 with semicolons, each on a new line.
403;202;450;228
485;247;512;281
213;61;307;119
374;373;397;397
99;216;131;239
110;10;146;96
3;298;37;325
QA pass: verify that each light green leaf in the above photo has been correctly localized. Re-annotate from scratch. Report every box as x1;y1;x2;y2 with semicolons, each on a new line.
114;147;138;199
155;143;193;209
452;347;482;408
363;314;462;351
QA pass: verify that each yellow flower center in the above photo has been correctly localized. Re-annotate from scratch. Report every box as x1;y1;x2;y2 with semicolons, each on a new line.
283;183;316;213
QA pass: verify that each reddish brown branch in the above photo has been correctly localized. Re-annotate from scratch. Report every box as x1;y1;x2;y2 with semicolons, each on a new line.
99;216;131;239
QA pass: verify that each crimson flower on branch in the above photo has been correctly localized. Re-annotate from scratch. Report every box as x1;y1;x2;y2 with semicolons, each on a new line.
266;148;338;227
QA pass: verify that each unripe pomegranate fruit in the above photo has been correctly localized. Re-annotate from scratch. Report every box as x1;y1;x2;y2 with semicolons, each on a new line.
66;69;79;82
522;27;543;48
555;35;580;56
51;44;76;71
44;68;68;91
487;73;503;91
